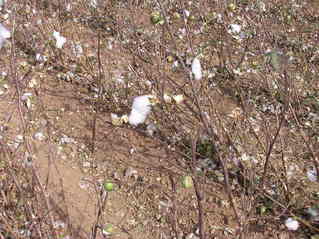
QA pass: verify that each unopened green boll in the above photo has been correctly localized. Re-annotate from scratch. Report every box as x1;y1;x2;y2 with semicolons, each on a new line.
182;176;193;188
104;182;114;191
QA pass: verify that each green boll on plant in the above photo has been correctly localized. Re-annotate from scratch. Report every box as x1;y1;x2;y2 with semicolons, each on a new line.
150;11;165;25
182;175;193;188
103;181;115;192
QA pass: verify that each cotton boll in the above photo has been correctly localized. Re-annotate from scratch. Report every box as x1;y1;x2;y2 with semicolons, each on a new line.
36;53;48;62
129;108;148;127
0;23;10;49
285;218;299;231
191;57;202;80
131;95;153;116
0;24;10;39
307;168;318;182
183;9;190;18
72;42;83;57
53;31;60;39
146;123;157;136
128;95;154;126
228;24;241;34
53;31;66;49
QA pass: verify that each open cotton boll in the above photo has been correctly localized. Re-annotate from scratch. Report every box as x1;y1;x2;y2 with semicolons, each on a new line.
307;168;318;182
146;123;157;136
53;31;66;49
173;94;184;104
131;95;153;115
0;23;10;49
129;109;148;127
128;95;153;126
228;24;241;34
285;218;299;231
0;24;10;39
191;57;202;80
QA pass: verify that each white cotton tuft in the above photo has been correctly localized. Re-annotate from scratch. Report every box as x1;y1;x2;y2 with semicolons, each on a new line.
53;31;66;49
146;123;157;136
173;94;184;104
285;218;299;231
191;57;202;80
307;168;318;182
0;24;10;39
0;23;10;49
129;109;148;127
128;95;153;126
228;24;241;34
131;95;152;115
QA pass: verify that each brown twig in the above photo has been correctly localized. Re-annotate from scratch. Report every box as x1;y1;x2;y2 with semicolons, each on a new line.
190;136;205;239
91;31;104;154
168;174;179;239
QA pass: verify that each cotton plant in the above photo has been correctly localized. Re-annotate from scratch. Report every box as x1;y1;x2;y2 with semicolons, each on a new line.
0;23;10;49
128;95;156;127
191;57;202;80
53;31;66;49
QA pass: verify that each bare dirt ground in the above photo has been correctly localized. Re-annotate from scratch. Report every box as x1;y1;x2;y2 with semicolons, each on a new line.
0;1;319;239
